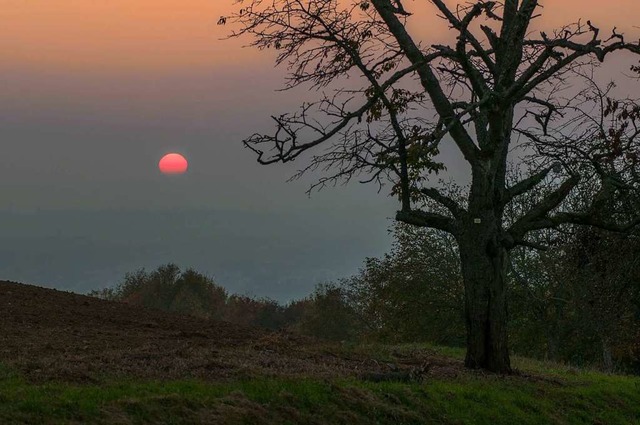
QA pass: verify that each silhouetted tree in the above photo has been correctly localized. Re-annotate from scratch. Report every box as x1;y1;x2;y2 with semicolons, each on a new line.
224;0;640;372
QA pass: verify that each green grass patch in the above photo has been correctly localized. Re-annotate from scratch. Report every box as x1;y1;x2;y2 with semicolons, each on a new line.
0;358;638;425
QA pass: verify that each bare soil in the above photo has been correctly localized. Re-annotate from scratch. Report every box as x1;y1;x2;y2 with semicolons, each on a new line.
0;280;465;384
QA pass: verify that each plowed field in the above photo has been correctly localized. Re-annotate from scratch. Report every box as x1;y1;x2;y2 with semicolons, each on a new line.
0;281;461;384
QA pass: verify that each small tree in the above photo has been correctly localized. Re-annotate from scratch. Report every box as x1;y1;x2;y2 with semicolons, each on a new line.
224;0;640;372
299;282;360;341
561;227;640;372
91;264;228;319
346;223;465;344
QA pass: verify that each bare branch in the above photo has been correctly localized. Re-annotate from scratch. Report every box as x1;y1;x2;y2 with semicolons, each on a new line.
503;163;558;206
420;187;466;218
396;209;458;234
371;0;480;164
520;211;640;234
509;175;581;238
430;0;497;79
244;60;425;164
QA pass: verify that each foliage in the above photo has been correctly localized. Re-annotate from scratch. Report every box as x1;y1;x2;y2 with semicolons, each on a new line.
90;264;228;320
510;227;640;373
91;264;308;331
224;294;290;330
296;282;361;341
343;223;465;345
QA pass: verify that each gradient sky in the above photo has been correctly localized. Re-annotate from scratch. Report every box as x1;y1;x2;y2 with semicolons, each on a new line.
2;1;640;299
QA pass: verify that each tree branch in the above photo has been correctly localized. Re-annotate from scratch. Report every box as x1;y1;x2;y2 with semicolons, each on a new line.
502;164;558;206
430;0;496;79
512;35;640;100
509;174;581;238
497;0;539;87
396;209;458;234
520;211;640;234
420;187;466;218
371;0;480;164
244;61;425;164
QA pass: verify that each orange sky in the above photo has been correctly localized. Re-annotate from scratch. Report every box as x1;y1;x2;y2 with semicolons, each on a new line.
2;1;640;74
1;0;244;73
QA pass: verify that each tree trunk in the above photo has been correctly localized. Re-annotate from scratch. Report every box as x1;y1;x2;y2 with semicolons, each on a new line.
546;331;559;361
459;220;512;374
602;337;613;373
546;298;564;361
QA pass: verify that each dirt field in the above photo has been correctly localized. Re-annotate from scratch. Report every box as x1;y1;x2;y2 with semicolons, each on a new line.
0;280;463;384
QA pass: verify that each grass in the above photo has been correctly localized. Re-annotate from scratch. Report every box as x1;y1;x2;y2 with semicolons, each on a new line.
0;348;638;425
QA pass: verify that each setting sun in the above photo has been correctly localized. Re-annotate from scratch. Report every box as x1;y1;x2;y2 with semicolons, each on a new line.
158;153;188;174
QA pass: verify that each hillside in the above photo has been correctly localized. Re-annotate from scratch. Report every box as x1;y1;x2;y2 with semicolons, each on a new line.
0;280;403;383
0;280;638;424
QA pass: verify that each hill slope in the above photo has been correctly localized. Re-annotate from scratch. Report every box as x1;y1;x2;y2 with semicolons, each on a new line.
0;280;264;382
0;281;639;425
0;280;418;382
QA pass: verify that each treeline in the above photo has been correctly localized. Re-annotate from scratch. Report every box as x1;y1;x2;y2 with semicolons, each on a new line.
90;264;309;331
91;223;639;374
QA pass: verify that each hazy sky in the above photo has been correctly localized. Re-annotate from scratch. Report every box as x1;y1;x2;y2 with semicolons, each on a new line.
2;1;640;299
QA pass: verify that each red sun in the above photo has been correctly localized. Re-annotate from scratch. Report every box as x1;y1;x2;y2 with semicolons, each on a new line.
159;153;188;175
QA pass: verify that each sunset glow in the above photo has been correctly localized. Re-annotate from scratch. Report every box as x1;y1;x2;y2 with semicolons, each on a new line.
2;1;639;74
159;153;188;175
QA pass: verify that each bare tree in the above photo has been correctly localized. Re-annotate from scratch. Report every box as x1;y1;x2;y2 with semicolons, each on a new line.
222;0;640;373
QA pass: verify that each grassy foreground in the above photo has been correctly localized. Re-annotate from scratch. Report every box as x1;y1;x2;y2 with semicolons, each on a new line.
0;347;638;425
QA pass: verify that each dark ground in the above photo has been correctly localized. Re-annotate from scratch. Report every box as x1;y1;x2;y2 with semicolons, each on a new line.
0;280;463;384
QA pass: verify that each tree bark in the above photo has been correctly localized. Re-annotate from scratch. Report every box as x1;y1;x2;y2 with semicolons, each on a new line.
602;337;614;373
458;218;512;373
